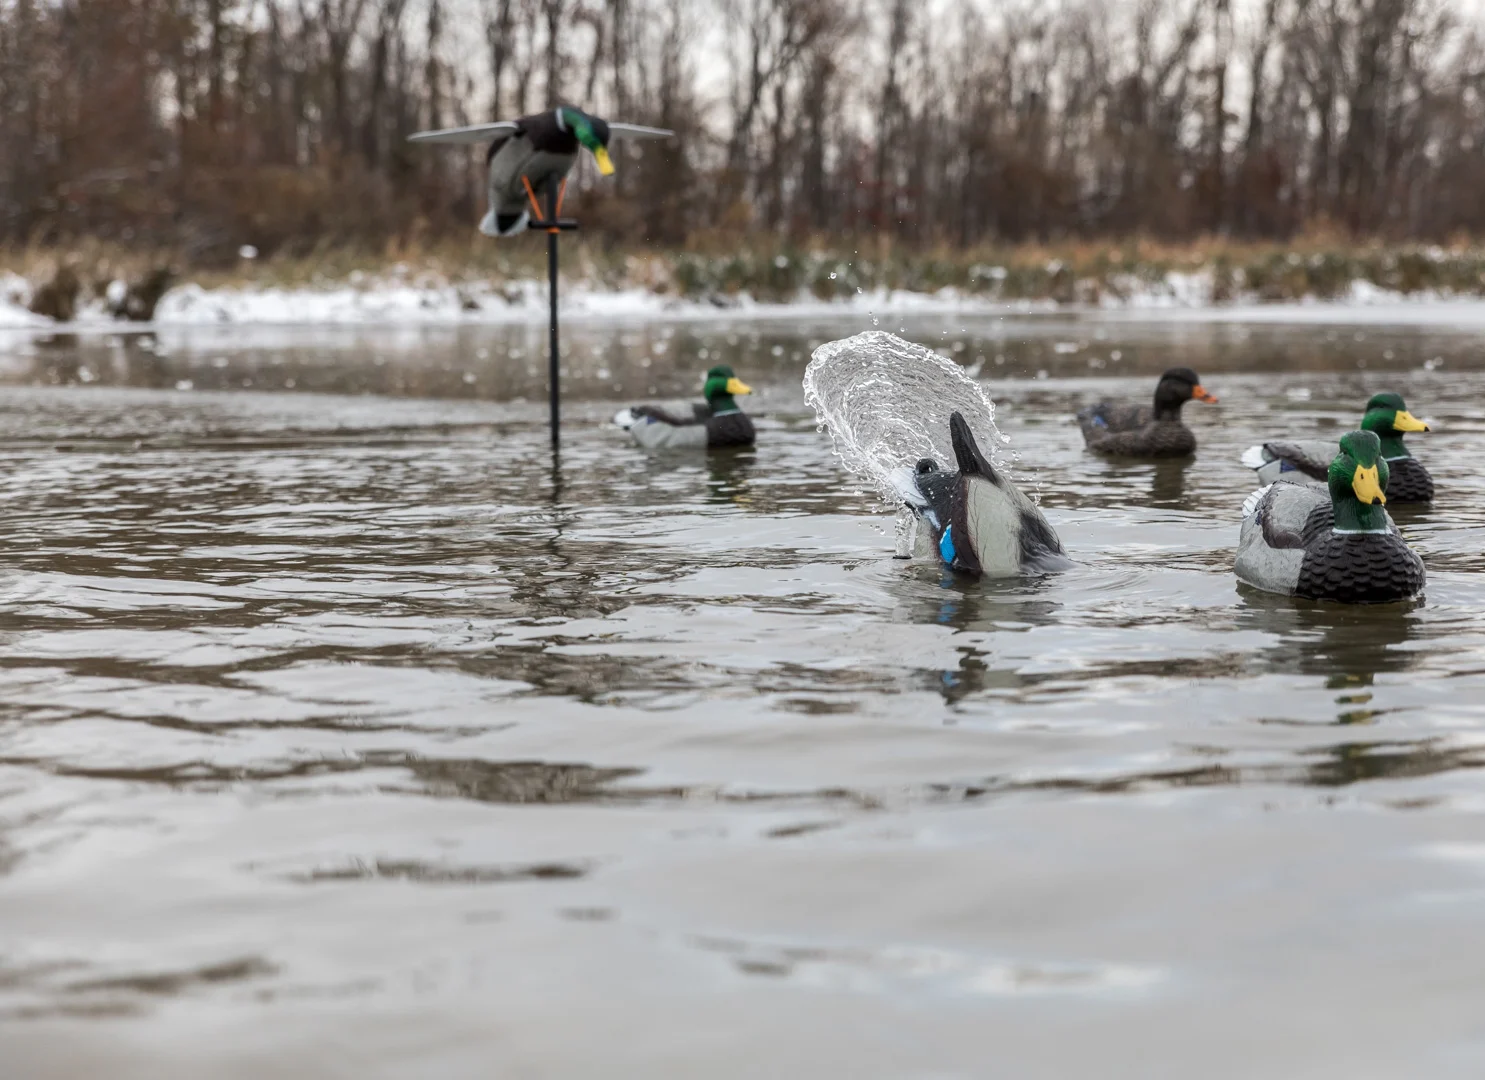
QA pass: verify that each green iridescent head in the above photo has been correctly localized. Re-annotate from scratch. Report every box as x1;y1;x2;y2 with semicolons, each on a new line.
1360;391;1429;458
702;365;751;412
1328;430;1390;532
559;107;614;175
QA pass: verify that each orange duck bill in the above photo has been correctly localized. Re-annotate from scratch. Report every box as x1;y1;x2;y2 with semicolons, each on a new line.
1192;385;1219;403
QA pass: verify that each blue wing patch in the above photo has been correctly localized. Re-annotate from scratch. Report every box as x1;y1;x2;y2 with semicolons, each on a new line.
1279;460;1295;473
1092;415;1108;428
938;529;956;565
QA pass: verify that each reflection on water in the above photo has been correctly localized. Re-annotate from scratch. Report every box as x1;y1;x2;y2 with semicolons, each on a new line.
1148;459;1193;508
1235;590;1424;676
4;314;1485;1074
705;448;757;507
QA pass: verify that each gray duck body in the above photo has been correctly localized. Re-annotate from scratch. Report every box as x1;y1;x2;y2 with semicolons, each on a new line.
627;405;755;450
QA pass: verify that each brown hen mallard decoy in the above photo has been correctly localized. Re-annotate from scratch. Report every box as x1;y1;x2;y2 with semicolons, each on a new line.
1077;367;1219;457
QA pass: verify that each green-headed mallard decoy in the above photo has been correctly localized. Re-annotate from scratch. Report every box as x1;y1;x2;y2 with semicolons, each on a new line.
408;107;673;237
615;365;756;450
1241;392;1433;502
890;412;1066;578
1077;367;1219;457
1235;430;1424;603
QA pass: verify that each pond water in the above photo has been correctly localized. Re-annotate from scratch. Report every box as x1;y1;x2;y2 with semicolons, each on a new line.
4;308;1485;1077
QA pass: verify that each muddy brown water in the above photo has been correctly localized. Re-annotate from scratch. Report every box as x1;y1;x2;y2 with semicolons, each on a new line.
4;309;1485;1077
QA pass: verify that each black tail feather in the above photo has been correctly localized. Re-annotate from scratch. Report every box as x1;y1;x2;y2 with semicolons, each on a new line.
949;411;1002;486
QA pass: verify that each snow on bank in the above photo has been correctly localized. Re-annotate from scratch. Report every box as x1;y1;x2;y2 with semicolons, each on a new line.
0;273;50;329
0;276;1055;331
5;266;1485;333
149;279;1051;326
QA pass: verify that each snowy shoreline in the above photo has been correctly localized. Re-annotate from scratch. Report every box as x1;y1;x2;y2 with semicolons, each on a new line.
8;268;1485;333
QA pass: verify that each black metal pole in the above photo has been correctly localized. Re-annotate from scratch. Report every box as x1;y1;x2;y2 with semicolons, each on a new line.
546;182;560;450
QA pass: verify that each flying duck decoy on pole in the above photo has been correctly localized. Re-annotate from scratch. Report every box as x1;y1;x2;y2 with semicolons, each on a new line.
408;107;675;448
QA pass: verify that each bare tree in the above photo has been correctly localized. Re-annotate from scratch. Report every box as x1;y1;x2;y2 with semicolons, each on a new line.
7;0;1485;253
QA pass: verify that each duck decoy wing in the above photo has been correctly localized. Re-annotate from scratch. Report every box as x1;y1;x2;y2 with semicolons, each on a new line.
1252;480;1326;548
1243;439;1334;483
408;121;519;144
607;123;675;140
1075;408;1106;446
1235;483;1320;594
629;418;709;449
1077;401;1150;436
1081;424;1195;457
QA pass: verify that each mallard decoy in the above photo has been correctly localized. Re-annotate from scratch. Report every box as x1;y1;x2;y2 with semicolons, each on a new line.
408;107;673;237
615;365;755;450
1241;392;1433;502
889;411;1066;578
1077;367;1219;457
1235;430;1424;603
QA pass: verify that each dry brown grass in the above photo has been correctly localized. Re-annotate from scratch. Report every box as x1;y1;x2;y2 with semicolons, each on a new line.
8;232;1485;308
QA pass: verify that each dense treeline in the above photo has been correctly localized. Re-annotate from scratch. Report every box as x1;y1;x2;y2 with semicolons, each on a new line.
2;0;1484;261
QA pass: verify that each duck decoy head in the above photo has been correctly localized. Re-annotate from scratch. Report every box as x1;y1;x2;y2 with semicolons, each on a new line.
1331;430;1390;507
559;107;615;174
703;365;751;401
1155;367;1218;415
1363;391;1429;435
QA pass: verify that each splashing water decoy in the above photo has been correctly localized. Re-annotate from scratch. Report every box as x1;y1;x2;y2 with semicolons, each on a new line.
890;412;1067;578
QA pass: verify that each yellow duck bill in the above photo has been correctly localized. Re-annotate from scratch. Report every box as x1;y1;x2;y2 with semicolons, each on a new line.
1393;410;1429;432
1352;464;1386;504
726;378;752;395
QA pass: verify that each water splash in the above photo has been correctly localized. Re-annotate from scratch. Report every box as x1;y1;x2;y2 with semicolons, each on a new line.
803;331;1009;508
